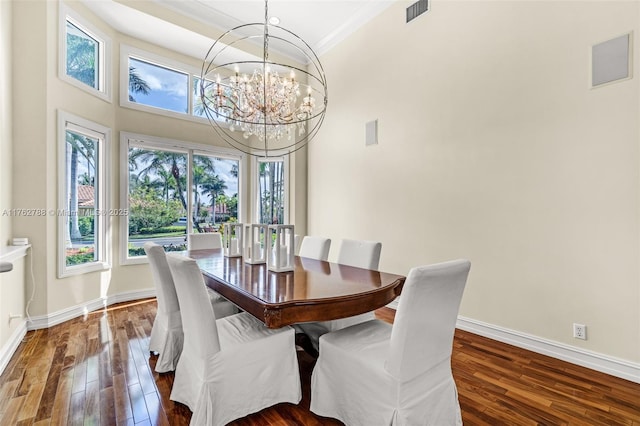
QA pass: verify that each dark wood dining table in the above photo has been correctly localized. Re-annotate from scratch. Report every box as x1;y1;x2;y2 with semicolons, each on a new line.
187;248;405;328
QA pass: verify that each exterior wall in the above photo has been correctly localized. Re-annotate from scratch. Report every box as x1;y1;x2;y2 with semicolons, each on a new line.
307;1;640;363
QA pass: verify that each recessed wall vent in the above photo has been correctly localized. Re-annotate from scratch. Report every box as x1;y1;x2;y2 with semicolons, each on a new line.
406;0;429;23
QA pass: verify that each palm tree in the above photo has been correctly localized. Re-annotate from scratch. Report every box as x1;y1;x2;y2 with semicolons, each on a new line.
129;149;188;213
193;156;217;222
257;161;285;224
66;131;96;241
129;66;150;102
66;23;97;88
201;176;227;225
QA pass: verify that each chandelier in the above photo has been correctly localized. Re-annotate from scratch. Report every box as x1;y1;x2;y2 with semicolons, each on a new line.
200;0;328;157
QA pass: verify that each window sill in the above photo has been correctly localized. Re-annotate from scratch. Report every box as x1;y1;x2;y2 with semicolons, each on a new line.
58;261;111;279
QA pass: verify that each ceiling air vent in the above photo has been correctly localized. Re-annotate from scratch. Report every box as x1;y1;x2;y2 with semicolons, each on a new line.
406;0;429;23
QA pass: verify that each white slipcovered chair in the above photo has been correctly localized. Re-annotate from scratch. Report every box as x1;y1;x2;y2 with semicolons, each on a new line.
310;259;471;426
297;239;382;353
186;232;239;310
166;253;302;425
298;236;331;261
187;232;222;250
144;242;236;373
337;238;382;270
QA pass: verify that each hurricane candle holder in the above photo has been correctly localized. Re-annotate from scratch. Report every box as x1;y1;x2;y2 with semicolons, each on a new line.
244;224;268;264
267;224;294;272
222;223;243;257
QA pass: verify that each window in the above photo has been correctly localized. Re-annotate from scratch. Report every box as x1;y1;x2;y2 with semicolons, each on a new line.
121;133;242;263
59;5;111;101
255;157;288;224
192;76;208;118
66;21;99;89
58;111;110;277
128;57;189;113
121;46;200;120
121;46;222;123
192;154;240;232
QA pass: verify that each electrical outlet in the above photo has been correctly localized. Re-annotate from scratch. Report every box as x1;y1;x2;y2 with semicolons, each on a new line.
573;323;587;340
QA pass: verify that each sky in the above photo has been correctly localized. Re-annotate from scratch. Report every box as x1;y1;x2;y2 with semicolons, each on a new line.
129;58;189;114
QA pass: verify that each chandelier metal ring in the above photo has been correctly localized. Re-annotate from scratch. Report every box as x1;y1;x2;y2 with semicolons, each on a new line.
200;1;328;158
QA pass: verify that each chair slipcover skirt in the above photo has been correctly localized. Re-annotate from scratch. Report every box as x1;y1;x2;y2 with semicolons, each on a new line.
170;313;301;425
148;310;183;373
311;320;462;426
311;259;470;426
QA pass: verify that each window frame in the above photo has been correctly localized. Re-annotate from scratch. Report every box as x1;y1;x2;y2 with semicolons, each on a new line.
59;3;111;102
252;156;290;225
57;111;111;278
120;132;245;265
120;45;208;122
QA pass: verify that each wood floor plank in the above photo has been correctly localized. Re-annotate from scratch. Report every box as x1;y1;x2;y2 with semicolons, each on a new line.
143;391;170;426
67;391;85;426
128;382;150;424
0;379;19;416
50;366;73;426
1;301;638;425
84;379;101;425
0;394;26;425
113;373;133;423
33;336;68;422
17;381;45;422
99;386;116;426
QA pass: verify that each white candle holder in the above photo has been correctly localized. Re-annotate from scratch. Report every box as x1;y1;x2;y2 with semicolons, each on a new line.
244;224;268;264
222;223;243;258
267;224;295;272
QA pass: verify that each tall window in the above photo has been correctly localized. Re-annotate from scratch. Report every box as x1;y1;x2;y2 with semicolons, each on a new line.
60;6;110;101
122;134;242;263
192;154;240;233
58;112;110;277
127;146;188;258
255;158;287;224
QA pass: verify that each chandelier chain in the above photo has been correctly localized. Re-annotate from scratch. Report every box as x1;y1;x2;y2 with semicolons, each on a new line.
264;0;269;63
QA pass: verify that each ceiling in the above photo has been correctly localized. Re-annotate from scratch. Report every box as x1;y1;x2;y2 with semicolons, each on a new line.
83;0;396;63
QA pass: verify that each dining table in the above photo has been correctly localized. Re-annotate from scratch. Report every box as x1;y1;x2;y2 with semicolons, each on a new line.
187;248;405;328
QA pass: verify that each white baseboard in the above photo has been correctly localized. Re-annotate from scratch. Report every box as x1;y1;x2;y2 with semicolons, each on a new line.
0;320;27;376
105;288;156;307
27;288;156;331
456;316;640;384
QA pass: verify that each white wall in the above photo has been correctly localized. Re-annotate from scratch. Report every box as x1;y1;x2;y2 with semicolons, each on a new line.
0;0;22;361
0;0;12;245
307;1;640;364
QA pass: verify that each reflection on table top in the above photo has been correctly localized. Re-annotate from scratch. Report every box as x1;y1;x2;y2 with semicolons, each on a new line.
187;248;405;328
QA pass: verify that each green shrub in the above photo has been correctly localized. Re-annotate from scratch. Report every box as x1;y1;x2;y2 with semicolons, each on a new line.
78;216;94;236
66;252;95;266
128;189;183;234
128;242;186;257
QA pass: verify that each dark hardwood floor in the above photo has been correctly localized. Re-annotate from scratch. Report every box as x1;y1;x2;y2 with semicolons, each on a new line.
0;298;638;425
